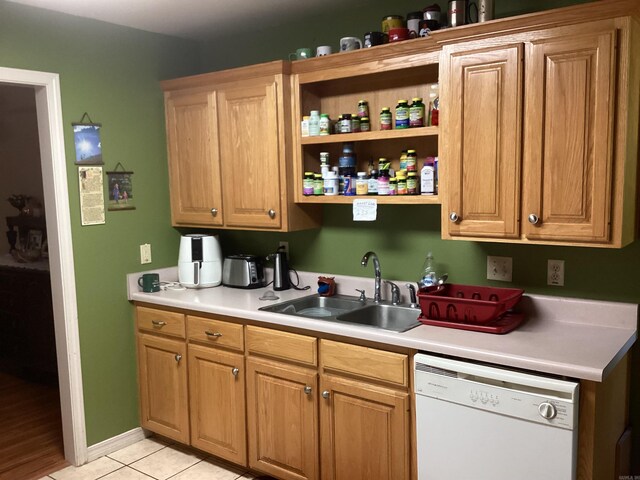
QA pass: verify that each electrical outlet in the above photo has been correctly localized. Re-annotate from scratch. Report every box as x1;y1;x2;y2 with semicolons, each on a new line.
487;256;512;282
140;244;152;264
279;241;289;255
547;259;565;286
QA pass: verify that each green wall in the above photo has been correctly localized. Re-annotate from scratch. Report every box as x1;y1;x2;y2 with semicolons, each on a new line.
0;1;201;445
1;0;637;467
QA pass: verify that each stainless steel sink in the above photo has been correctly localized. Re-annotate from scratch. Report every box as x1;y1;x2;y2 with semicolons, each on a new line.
259;294;421;332
259;294;365;318
336;304;421;332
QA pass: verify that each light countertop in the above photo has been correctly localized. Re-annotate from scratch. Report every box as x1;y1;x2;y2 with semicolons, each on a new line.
127;267;637;382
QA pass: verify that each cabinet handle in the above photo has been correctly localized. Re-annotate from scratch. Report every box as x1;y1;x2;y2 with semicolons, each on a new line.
528;213;540;225
205;330;222;338
449;212;460;223
304;386;312;395
211;208;218;217
175;354;182;363
151;320;167;327
232;367;239;377
321;390;330;399
268;209;276;219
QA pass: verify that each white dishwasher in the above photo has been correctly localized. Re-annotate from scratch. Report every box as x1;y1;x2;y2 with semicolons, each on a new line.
414;353;579;480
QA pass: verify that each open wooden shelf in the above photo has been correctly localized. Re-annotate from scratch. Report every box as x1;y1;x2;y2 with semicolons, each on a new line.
300;126;439;145
296;194;440;205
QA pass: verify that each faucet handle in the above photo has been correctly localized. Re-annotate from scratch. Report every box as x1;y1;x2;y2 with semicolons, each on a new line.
384;281;401;305
355;289;366;301
405;283;419;308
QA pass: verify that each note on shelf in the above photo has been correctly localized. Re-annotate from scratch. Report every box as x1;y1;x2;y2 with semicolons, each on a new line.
353;199;377;221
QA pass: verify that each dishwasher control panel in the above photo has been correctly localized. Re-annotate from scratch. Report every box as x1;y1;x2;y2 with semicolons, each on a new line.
414;353;579;430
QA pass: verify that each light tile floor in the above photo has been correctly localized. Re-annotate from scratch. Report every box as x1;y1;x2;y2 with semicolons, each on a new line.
41;437;259;480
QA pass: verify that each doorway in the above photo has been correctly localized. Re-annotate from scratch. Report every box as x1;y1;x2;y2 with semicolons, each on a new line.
0;67;87;468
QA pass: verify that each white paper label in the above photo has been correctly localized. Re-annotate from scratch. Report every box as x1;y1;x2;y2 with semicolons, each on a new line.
353;199;377;221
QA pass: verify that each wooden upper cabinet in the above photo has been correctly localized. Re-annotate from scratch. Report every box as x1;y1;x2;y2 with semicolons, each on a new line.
522;28;616;243
165;90;223;227
218;79;282;229
442;44;523;239
442;17;639;247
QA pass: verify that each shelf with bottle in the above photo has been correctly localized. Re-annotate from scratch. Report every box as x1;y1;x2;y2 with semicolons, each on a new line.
300;125;439;145
296;136;440;204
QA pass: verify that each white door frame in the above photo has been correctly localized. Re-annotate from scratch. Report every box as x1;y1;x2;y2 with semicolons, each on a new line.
1;67;87;465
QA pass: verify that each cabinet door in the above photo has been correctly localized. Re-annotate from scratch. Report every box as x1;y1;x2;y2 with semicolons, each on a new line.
320;374;410;480
218;80;282;229
188;344;246;465
523;28;616;243
246;357;318;480
165;90;223;226
443;44;523;238
137;333;189;443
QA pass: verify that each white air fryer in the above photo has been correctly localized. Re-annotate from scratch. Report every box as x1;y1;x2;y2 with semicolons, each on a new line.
178;234;222;288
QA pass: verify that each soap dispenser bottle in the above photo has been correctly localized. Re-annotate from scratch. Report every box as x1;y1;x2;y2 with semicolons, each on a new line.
418;251;437;291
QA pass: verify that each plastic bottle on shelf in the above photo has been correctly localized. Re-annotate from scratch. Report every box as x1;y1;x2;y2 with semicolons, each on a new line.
319;114;331;135
301;116;310;137
309;110;321;136
418;252;437;291
421;158;435;195
320;152;330;179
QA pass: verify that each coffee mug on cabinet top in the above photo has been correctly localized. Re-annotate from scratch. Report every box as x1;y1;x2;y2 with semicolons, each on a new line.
138;273;160;293
339;36;363;52
364;31;388;48
388;27;417;43
289;47;313;60
316;45;333;56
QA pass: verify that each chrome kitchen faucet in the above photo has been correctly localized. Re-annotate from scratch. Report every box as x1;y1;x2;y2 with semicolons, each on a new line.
361;251;382;303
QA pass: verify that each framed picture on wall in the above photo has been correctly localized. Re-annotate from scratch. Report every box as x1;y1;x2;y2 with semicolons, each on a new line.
106;166;135;211
27;229;43;251
73;123;103;165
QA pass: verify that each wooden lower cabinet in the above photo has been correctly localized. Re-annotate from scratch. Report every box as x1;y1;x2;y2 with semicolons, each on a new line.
188;344;246;465
137;333;189;443
246;356;319;480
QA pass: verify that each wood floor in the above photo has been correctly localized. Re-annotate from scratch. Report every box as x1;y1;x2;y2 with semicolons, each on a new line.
0;372;67;480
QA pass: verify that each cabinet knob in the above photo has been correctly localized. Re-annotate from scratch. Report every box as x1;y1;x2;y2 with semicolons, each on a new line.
151;320;167;327
210;208;218;217
205;330;222;338
304;386;312;395
528;214;540;225
174;354;182;363
321;390;330;399
268;209;276;219
232;367;239;377
449;212;460;223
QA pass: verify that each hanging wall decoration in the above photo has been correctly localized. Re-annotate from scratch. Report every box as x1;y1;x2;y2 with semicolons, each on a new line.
73;112;103;165
106;162;135;211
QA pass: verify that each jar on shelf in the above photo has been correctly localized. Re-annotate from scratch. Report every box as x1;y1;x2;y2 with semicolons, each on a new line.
409;97;425;128
309;110;320;136
319;114;331;135
358;100;370;118
380;107;392;130
406;149;418;172
351;114;361;133
360;116;370;132
303;172;314;196
340;114;352;133
313;174;324;195
324;171;339;196
407;171;418;194
356;172;369;195
395;100;410;129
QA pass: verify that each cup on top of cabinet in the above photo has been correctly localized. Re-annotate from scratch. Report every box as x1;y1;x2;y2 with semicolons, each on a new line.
289;47;313;60
316;45;332;56
339;37;363;52
364;31;388;47
388;27;417;43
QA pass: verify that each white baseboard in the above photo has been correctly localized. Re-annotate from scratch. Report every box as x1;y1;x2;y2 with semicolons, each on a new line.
86;427;150;463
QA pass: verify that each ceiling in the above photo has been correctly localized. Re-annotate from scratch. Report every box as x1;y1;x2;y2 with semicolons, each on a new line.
6;0;364;40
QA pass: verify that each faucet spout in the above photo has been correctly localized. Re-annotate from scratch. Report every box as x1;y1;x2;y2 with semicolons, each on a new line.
361;251;382;303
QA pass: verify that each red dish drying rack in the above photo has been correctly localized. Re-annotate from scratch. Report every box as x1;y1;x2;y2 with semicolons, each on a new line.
417;284;525;334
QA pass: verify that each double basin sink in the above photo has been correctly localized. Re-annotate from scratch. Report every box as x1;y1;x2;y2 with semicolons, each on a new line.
259;293;421;333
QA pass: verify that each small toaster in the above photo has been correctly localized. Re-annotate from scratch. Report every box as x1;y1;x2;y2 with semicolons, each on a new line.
222;254;266;289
